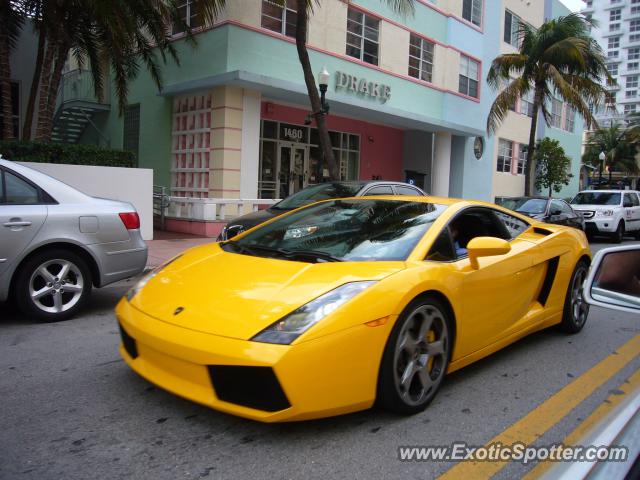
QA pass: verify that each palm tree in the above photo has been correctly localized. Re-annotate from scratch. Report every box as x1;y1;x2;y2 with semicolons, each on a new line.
583;124;639;185
487;14;610;195
7;0;227;142
0;0;24;140
294;0;413;180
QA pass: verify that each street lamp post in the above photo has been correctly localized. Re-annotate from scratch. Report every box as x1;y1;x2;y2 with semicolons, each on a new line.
305;67;331;125
599;151;606;186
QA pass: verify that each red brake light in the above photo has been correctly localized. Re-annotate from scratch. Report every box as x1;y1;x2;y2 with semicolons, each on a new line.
119;212;140;230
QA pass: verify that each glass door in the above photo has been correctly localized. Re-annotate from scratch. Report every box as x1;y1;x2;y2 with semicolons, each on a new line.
278;144;309;198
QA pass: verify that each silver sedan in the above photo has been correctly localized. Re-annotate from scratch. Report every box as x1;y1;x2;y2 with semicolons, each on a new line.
0;158;147;321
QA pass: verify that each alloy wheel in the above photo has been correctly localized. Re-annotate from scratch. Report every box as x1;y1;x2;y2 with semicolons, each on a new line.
392;304;449;407
28;259;85;314
570;265;589;328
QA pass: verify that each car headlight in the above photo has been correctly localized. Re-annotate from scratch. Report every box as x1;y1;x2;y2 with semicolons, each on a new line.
125;255;182;301
251;281;377;345
596;210;614;217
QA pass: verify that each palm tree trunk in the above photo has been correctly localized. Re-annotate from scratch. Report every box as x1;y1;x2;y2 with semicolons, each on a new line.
0;5;15;140
23;27;46;140
34;39;55;141
524;86;543;196
40;41;68;142
295;0;339;181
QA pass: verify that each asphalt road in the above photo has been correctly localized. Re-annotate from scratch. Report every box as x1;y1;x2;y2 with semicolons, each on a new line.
1;239;639;480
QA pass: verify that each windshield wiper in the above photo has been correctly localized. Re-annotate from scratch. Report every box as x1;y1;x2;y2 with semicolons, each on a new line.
223;242;342;263
280;249;343;263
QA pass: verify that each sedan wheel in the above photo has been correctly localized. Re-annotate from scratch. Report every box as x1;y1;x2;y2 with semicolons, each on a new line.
377;297;452;414
560;260;590;334
16;249;91;322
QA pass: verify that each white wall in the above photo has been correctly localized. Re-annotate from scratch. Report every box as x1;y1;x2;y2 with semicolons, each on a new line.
19;163;154;240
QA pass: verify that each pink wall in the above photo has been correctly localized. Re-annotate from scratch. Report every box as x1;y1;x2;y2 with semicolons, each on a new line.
261;102;404;181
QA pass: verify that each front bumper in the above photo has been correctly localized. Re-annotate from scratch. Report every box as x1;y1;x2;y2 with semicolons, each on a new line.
584;218;618;234
115;299;394;422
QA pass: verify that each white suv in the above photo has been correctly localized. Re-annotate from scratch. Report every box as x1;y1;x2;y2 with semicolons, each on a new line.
570;190;640;243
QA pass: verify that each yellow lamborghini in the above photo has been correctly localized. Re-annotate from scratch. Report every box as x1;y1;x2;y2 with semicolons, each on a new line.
116;196;591;422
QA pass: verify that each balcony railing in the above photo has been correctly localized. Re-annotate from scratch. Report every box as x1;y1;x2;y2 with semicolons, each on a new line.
58;69;110;107
165;196;281;222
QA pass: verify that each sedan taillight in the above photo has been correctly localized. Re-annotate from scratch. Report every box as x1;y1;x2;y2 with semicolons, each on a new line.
119;212;140;230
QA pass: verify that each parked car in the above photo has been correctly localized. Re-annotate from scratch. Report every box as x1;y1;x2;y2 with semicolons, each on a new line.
496;196;584;231
0;158;147;321
117;196;590;422
570;189;640;243
217;180;426;240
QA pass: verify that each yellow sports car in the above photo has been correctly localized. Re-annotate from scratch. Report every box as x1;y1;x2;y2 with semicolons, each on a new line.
116;196;590;422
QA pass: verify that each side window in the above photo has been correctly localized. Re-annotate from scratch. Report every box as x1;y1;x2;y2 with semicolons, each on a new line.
493;210;529;239
395;185;423;196
426;228;456;262
634;194;640;207
624;193;639;207
449;209;511;253
5;171;40;205
559;201;575;215
550;200;565;215
0;171;4;203
364;185;394;196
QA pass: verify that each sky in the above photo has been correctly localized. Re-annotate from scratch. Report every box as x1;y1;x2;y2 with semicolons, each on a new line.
560;0;584;12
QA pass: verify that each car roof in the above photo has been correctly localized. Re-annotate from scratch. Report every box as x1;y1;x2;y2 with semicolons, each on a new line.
577;190;639;194
0;158;91;203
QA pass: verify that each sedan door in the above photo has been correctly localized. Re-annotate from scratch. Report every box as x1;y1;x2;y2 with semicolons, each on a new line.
0;168;48;275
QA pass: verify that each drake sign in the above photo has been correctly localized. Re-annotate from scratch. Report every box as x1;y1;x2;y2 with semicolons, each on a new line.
335;71;391;103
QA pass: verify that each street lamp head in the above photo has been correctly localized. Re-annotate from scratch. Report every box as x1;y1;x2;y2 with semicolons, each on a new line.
599;151;606;161
317;67;330;88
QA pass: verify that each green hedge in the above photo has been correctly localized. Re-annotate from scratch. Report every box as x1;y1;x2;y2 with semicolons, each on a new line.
0;141;136;168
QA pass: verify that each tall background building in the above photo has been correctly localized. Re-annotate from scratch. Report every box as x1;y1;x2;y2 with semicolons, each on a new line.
582;0;640;125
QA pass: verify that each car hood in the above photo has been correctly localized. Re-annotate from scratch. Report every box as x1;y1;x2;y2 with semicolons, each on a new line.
226;208;285;231
130;244;405;340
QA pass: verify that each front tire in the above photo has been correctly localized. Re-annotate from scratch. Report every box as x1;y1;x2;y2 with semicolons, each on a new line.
15;249;92;322
377;296;452;414
611;221;624;244
559;259;590;334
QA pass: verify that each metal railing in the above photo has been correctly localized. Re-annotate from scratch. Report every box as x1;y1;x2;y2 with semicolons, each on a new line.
153;185;171;230
59;69;110;106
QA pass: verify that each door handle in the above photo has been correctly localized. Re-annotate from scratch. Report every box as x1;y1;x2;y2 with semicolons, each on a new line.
3;221;32;227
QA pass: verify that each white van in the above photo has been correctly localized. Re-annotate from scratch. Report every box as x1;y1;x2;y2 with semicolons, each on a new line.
570;190;640;243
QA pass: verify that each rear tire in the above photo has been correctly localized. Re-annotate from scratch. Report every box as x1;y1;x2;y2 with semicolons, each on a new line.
611;221;624;244
559;259;590;334
14;249;92;322
377;296;452;414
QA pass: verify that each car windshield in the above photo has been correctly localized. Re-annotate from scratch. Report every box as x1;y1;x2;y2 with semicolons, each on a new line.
571;192;621;206
227;199;447;262
499;198;547;215
273;182;365;210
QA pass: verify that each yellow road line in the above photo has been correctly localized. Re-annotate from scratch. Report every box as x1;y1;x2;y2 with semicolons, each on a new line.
522;367;640;480
438;335;640;480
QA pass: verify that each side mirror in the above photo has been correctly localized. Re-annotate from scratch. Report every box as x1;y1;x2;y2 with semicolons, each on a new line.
583;245;640;314
467;236;511;270
551;209;562;216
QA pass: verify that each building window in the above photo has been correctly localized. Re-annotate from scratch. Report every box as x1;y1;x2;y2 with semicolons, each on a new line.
629;62;639;71
521;88;535;117
346;8;379;65
610;23;620;32
497;139;513;173
628;75;639;88
564;105;575;132
609;37;620;49
459;55;479;98
0;81;19;138
632;5;640;14
462;0;482;27
625;104;637;114
550;98;563;128
123;105;140;164
608;64;619;76
517;145;527;175
261;0;297;38
171;0;201;35
408;34;435;83
627;90;638;98
632;20;640;33
631;34;640;42
630;48;640;60
610;9;621;21
608;50;619;58
504;10;521;47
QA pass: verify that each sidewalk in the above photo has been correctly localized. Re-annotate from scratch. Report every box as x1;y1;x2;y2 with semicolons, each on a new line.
146;230;213;268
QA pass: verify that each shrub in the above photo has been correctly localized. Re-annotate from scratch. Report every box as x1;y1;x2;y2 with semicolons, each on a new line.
0;141;135;168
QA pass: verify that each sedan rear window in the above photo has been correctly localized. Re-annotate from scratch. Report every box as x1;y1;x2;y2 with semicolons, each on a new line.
227;199;447;261
571;192;621;206
273;182;365;210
